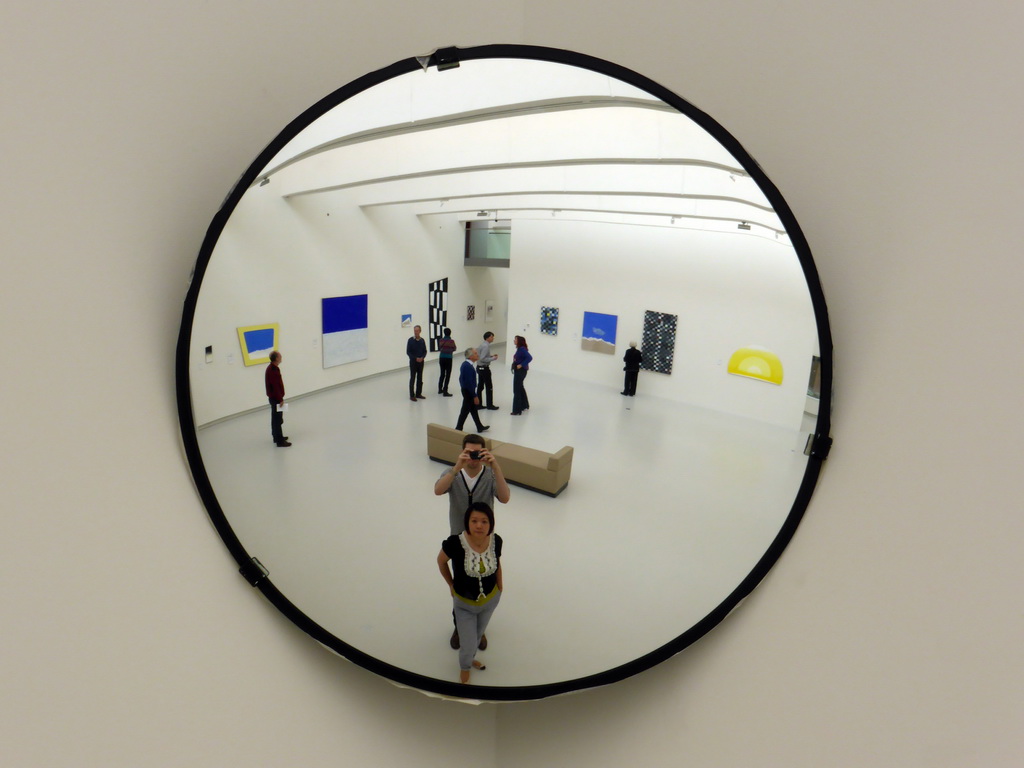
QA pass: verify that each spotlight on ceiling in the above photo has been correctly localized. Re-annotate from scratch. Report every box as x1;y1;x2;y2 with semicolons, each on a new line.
259;177;270;187
476;211;490;217
738;221;752;231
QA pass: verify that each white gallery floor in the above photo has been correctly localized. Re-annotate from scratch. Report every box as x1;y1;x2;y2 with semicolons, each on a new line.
195;359;816;690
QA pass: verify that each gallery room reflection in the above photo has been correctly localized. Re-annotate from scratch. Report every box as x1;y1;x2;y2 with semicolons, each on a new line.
184;51;826;694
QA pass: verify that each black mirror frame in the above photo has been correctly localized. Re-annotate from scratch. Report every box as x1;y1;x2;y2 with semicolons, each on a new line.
175;43;834;701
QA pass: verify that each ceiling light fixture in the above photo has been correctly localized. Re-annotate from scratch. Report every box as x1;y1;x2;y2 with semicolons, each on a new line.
738;221;751;231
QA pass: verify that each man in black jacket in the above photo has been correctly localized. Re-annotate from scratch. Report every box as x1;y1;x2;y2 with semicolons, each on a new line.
407;325;427;401
622;342;642;396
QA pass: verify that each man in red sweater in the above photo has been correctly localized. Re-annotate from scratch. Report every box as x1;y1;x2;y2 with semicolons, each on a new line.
265;351;291;447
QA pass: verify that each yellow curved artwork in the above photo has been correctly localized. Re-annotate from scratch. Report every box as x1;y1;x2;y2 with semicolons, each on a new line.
728;347;783;385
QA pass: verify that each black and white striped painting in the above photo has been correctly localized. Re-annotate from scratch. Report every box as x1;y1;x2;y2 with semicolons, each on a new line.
427;277;448;352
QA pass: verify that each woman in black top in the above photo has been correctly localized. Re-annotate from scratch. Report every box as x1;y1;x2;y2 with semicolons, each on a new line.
437;502;503;683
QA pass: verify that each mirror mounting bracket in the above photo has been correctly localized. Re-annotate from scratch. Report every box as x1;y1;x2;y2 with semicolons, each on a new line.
239;557;269;587
431;46;462;71
805;432;833;460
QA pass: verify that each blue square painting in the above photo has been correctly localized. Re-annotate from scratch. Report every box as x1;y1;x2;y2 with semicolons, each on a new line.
581;311;617;355
322;294;369;368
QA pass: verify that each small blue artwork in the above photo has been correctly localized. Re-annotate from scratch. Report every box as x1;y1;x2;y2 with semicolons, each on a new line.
581;311;617;355
540;306;559;335
323;294;369;368
401;314;412;327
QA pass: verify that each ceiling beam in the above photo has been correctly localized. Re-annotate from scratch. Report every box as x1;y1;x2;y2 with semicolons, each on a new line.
282;157;749;199
256;96;677;185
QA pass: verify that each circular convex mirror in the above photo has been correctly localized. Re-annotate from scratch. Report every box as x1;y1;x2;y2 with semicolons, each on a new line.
177;44;833;701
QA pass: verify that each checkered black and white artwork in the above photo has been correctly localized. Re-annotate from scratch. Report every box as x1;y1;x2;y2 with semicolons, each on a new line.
540;306;559;335
640;310;677;374
427;277;448;352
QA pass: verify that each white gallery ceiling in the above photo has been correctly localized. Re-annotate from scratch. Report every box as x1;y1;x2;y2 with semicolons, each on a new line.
255;58;786;240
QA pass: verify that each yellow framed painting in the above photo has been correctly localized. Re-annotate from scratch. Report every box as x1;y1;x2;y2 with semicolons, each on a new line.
237;323;279;366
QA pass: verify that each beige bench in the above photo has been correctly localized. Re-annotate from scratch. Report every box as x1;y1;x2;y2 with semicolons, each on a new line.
426;423;573;497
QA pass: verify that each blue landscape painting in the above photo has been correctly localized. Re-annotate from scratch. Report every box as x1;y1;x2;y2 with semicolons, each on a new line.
581;311;618;355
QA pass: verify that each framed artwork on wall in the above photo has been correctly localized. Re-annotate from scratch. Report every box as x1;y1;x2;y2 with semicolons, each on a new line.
428;278;448;352
640;310;678;374
540;306;559;335
236;323;279;366
322;294;369;368
728;346;784;384
581;311;617;354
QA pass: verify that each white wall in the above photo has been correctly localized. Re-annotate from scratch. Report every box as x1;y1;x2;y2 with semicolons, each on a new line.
4;2;1022;768
507;217;815;428
498;2;1024;766
190;186;509;424
195;193;811;428
2;3;510;766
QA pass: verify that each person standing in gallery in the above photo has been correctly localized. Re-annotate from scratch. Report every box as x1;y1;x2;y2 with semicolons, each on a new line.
455;349;489;433
475;331;500;410
265;351;291;447
437;502;503;684
434;432;509;537
622;341;643;396
437;328;457;397
407;324;427;402
510;335;533;416
434;433;509;650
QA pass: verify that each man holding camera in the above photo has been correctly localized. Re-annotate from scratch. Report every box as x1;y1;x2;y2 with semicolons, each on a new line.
434;432;511;537
434;432;511;649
